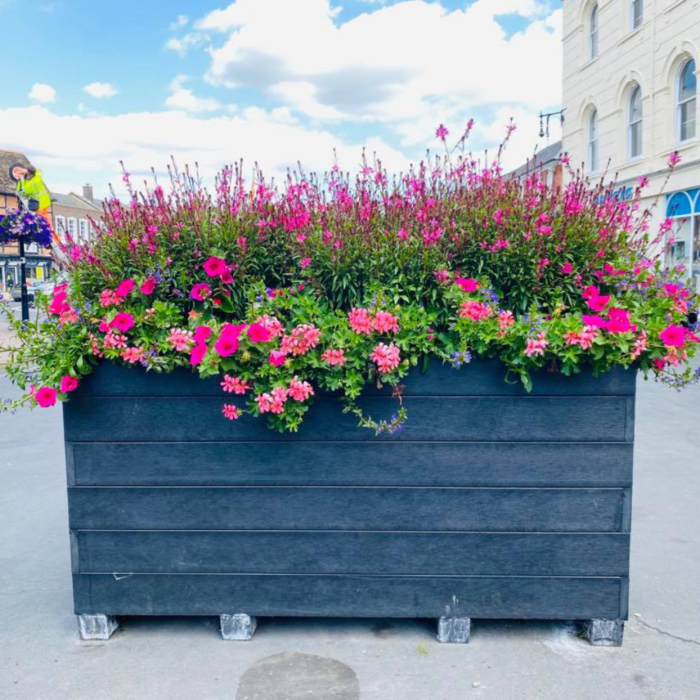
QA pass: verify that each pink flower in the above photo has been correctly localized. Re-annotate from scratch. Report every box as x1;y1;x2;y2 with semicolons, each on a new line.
459;300;493;321
99;289;123;307
581;314;607;328
373;311;400;334
190;343;208;366
300;257;312;269
254;315;283;338
321;348;347;367
215;323;246;357
103;330;128;349
190;283;212;301
116;279;135;298
221;375;250;395
256;387;289;414
110;312;135;333
639;176;650;188
247;323;271;343
269;350;287;367
193;326;212;343
370;342;401;373
121;346;145;364
605;308;637;334
455;277;480;293
498;310;515;330
582;285;599;300
631;331;648;359
659;324;686;347
289;376;314;401
348;308;373;335
60;376;79;393
203;256;228;277
140;278;157;295
222;404;240;420
435;124;449;140
35;386;57;408
668;151;682;169
220;268;234;285
280;324;321;356
587;295;611;312
561;262;573;275
167;328;194;351
525;332;549;357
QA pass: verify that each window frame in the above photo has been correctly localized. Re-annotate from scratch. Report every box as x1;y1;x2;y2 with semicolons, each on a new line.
589;3;599;59
677;58;697;143
630;0;643;31
627;85;643;160
588;109;600;173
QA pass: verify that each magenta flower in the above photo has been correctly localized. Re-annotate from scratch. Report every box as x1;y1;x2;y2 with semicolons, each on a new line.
435;124;449;140
247;323;271;343
587;295;611;312
203;256;228;277
668;151;682;169
110;312;135;333
60;376;79;393
455;278;480;293
561;262;573;275
35;386;57;408
659;325;686;347
269;350;287;367
581;314;607;328
300;257;312;269
140;278;157;295
190;283;212;301
605;308;636;334
193;326;212;343
222;404;240;420
116;278;135;298
215;323;246;357
190;343;207;366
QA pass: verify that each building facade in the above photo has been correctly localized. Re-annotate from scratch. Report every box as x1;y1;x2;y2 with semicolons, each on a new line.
52;186;103;245
0;149;53;293
562;0;700;289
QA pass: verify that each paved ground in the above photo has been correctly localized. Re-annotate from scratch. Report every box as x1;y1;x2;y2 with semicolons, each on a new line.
0;370;699;700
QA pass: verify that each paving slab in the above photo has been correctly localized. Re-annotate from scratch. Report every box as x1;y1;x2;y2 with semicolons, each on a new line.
0;371;699;700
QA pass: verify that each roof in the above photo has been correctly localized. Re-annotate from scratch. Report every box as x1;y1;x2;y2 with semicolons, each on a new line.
0;149;33;195
52;191;103;214
509;140;563;179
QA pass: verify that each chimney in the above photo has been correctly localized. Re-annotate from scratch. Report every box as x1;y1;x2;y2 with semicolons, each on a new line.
83;184;94;201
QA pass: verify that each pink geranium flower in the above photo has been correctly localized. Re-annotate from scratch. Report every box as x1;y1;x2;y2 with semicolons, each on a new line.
348;308;373;335
167;328;194;351
35;386;57;408
203;256;228;277
190;283;212;301
60;376;79;393
215;323;246;357
459;300;493;321
288;376;314;401
370;342;401;373
269;350;287;367
280;324;321;356
222;404;240;420
116;279;135;298
455;277;480;293
659;324;686;347
221;375;250;395
254;314;283;338
525;332;549;357
373;311;400;334
247;323;271;343
256;387;289;414
110;312;135;333
120;346;145;364
321;348;347;367
140;278;157;295
99;289;122;307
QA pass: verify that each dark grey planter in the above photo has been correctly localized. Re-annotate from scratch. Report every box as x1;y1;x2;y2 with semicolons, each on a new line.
64;359;635;646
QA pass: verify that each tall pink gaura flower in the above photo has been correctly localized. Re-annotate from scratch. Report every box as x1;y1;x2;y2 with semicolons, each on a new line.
435;124;449;140
371;342;401;373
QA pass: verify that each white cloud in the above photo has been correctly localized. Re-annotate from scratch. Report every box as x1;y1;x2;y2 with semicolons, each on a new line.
165;32;208;57
196;0;561;153
165;75;223;113
28;83;56;103
169;14;189;30
0;105;409;198
83;82;118;98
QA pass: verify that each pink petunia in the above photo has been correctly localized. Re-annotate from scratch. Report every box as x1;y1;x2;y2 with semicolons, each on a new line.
587;295;611;312
140;278;157;295
561;262;573;275
35;386;57;408
269;350;287;367
190;343;208;366
659;324;686;347
203;256;228;278
215;323;246;357
581;314;607;329
190;283;212;301
116;279;135;298
455;277;480;293
247;323;271;343
582;285;599;300
193;326;212;343
254;314;284;338
60;376;79;393
605;308;637;334
110;312;135;333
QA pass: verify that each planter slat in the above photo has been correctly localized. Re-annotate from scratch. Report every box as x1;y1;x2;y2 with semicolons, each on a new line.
64;395;629;442
68;486;627;532
72;573;626;619
67;441;633;488
75;361;636;397
73;531;630;577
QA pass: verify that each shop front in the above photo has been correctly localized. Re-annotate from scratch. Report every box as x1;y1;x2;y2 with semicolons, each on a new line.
666;188;700;291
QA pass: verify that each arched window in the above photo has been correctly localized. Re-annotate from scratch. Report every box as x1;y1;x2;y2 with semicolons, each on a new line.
588;109;599;172
678;58;697;142
628;85;643;159
631;0;643;30
589;4;599;59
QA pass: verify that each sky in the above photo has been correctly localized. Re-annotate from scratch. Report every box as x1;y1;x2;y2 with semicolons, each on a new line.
0;0;562;198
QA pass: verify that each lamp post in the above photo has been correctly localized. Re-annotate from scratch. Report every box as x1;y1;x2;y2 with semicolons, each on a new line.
17;234;29;325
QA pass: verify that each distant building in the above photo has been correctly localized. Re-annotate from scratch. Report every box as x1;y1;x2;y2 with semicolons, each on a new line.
562;0;700;289
509;140;564;188
0;149;53;293
52;185;104;245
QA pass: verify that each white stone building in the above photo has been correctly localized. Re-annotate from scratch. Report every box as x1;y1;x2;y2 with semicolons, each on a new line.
562;0;700;288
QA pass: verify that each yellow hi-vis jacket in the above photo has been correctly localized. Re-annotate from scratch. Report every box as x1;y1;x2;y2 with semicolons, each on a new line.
16;169;52;211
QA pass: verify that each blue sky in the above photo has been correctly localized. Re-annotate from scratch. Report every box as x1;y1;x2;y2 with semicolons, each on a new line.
0;0;562;196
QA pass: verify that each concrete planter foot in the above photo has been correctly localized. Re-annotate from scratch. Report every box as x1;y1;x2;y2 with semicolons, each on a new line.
437;616;471;643
77;614;119;640
583;619;624;646
220;613;257;640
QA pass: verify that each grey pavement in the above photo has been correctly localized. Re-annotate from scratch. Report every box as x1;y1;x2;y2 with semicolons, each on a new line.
0;371;699;700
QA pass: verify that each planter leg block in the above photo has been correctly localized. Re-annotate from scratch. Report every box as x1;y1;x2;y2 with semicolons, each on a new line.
584;619;624;647
437;616;471;643
77;614;119;641
220;613;257;641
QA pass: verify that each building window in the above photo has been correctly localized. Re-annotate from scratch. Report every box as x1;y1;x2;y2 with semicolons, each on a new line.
678;58;697;143
55;215;66;236
588;109;599;172
628;85;643;159
67;217;77;237
79;219;88;242
666;189;700;291
631;0;643;30
589;4;599;59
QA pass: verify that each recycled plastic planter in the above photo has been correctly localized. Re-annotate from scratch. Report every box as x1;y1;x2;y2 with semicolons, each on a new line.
64;359;635;645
